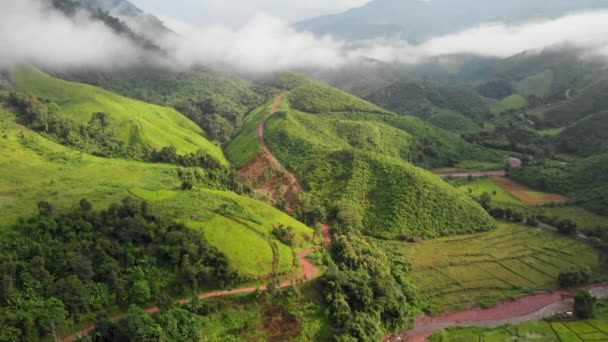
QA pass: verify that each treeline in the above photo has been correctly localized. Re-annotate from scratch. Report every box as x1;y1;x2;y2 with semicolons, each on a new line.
5;92;241;190
59;67;269;145
508;155;608;216
0;198;239;341
322;227;420;341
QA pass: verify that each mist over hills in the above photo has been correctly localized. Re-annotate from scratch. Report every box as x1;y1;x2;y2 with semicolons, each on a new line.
297;0;608;42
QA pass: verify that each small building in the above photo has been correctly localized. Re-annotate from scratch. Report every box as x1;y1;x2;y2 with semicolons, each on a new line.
509;157;523;169
411;237;423;243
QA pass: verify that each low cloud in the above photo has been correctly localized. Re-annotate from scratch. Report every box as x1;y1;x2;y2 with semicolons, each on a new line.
3;0;608;73
0;0;143;70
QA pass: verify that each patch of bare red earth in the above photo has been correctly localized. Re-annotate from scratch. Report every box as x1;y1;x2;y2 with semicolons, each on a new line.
493;175;568;205
387;283;608;342
240;95;301;211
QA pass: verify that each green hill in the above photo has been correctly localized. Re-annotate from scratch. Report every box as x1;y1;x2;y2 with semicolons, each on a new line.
228;76;496;239
11;66;228;164
288;78;391;115
542;81;608;127
557;111;608;156
366;80;492;122
0;98;313;278
60;66;267;144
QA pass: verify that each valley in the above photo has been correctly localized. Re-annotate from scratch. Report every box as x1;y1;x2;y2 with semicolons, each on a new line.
2;1;608;341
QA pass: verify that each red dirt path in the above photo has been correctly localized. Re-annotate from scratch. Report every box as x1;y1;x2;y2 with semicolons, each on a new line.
436;170;506;178
321;223;332;246
387;283;608;342
240;95;302;211
62;247;323;342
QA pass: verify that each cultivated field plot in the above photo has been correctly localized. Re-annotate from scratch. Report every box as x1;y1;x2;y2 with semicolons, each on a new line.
378;223;602;311
458;177;521;205
431;319;608;342
493;176;568;206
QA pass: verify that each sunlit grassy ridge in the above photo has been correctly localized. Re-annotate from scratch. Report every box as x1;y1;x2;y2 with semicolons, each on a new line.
0;105;312;277
236;77;497;238
12;66;227;164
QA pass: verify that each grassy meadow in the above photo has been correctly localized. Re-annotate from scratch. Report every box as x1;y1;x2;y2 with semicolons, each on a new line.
501;94;529;110
377;223;604;312
458;177;522;205
12;66;227;163
0;104;314;279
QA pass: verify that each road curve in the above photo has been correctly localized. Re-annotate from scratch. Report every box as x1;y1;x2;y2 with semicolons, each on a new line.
62;248;322;341
436;170;506;178
387;283;608;342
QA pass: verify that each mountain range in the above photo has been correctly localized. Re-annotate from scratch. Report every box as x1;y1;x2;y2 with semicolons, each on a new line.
296;0;608;42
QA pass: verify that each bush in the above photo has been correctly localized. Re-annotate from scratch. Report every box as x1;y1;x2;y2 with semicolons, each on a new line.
272;225;296;246
558;266;591;288
557;219;577;235
574;290;596;319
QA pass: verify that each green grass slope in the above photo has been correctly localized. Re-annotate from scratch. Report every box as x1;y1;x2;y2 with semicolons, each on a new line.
542;80;608;127
0;104;313;277
500;94;528;110
365;80;492;122
12;66;227;163
263;110;494;239
287;78;390;115
557;111;608;156
60;66;267;144
225;76;498;238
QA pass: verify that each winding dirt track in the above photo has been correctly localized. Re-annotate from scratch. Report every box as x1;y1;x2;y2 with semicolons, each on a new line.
62;248;322;342
62;96;331;342
436;170;506;178
387;283;608;341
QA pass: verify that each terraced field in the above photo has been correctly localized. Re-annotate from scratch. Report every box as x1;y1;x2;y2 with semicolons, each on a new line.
378;223;603;312
431;316;608;342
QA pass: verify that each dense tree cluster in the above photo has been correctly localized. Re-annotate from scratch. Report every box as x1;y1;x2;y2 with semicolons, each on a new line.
558;266;591;289
0;198;238;341
322;227;419;341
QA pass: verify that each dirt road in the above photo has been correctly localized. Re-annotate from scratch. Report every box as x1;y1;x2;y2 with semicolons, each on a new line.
62;247;323;342
436;170;506;178
387;283;608;342
242;95;302;210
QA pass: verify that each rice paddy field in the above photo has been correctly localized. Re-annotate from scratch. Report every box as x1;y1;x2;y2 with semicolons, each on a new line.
458;177;521;205
377;223;604;312
430;300;608;342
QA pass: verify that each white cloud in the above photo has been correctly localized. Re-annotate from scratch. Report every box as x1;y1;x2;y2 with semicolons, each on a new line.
131;0;371;26
0;0;142;70
3;1;608;73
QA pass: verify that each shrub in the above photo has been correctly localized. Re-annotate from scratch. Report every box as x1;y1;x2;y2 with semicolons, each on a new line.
574;290;596;319
272;225;296;246
558;266;591;288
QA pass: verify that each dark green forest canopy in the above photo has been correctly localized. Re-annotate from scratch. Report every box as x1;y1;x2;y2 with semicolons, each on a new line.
0;198;239;341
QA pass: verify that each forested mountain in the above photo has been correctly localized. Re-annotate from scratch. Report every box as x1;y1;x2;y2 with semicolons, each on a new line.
76;0;173;40
3;0;608;340
296;0;608;42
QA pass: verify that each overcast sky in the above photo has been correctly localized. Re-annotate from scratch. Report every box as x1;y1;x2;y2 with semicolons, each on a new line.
129;0;370;27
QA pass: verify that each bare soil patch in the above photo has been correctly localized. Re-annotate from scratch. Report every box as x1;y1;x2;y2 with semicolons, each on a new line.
493;176;568;205
262;305;302;342
239;96;301;212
